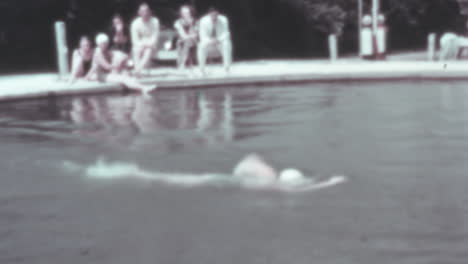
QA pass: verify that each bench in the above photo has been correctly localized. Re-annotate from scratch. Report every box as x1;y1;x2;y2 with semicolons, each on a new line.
154;29;178;62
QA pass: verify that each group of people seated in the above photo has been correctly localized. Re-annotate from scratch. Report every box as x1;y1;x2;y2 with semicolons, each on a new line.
69;3;233;93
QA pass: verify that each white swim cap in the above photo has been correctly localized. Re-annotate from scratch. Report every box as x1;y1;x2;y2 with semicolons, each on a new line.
362;15;372;25
95;33;109;45
279;168;305;186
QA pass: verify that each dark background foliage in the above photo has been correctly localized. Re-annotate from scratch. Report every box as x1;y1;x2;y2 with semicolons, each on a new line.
0;0;465;73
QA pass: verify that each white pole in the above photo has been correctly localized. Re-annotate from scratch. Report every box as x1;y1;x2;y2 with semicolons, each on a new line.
54;21;69;80
372;0;379;34
358;0;363;54
427;33;436;61
328;34;338;61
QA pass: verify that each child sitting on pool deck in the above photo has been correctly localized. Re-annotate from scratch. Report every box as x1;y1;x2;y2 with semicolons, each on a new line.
86;33;157;93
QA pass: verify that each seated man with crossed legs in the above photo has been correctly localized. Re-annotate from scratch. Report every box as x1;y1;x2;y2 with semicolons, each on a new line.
197;7;233;75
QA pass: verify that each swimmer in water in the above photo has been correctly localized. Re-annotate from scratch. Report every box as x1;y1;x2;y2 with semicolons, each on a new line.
233;154;347;192
70;153;346;192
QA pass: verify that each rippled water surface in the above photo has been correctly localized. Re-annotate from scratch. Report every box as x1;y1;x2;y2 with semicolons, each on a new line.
0;81;467;264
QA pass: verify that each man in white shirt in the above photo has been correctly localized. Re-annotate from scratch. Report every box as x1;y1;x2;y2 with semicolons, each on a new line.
131;3;160;75
197;7;233;75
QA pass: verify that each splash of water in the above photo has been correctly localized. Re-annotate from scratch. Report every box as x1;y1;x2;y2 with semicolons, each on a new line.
64;158;232;187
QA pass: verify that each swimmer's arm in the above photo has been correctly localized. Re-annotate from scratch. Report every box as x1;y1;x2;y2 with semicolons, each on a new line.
279;176;347;193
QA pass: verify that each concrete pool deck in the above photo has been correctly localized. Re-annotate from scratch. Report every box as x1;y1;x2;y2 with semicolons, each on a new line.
0;58;468;102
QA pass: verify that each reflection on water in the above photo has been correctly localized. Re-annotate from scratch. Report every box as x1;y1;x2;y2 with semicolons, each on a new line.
65;90;237;150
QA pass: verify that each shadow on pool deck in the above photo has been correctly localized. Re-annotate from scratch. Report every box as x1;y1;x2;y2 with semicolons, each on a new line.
0;53;467;102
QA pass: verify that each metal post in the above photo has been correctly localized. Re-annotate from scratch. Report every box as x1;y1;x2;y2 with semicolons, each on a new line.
427;33;436;61
54;21;69;80
328;34;338;61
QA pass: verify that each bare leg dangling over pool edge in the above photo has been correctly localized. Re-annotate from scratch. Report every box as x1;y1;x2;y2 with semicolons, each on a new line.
105;73;157;94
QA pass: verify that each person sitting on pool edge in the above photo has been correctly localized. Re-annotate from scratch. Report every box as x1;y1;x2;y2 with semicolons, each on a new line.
130;3;160;76
174;5;198;71
69;36;94;84
86;33;157;93
197;7;233;75
109;14;131;54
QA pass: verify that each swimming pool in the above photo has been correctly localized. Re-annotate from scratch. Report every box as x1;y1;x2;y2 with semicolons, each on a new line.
0;81;467;264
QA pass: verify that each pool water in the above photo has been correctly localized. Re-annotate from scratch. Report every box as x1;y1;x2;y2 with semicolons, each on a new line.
0;81;467;264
